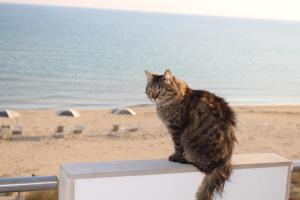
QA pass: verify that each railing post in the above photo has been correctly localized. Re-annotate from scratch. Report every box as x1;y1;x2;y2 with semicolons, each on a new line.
18;192;22;200
292;160;300;172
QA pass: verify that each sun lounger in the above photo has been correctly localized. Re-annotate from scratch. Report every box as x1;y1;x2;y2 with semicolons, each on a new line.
56;125;64;133
0;125;11;139
11;125;22;138
53;125;64;138
73;125;85;134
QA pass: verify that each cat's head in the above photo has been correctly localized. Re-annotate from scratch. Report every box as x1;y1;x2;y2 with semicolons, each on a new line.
144;69;188;104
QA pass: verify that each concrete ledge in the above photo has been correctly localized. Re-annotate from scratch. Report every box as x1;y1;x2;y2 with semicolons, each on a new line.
59;153;292;200
61;153;290;179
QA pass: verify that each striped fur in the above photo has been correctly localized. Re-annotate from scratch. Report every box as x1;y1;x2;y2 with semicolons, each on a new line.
145;69;237;200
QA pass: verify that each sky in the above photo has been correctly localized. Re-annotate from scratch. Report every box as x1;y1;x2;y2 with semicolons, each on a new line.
1;0;300;21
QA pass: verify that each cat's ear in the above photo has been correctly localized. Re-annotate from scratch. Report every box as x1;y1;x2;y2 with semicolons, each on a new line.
163;69;173;80
144;70;153;81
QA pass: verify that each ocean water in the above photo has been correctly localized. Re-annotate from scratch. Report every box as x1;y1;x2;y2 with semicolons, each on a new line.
1;3;300;109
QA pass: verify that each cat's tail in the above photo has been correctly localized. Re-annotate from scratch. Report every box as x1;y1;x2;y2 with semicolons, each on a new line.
195;162;232;200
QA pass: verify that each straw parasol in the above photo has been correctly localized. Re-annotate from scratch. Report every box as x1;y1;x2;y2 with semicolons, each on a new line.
56;109;80;118
0;110;20;118
111;108;136;116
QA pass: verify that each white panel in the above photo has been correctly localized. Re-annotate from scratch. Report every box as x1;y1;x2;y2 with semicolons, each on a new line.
74;166;288;200
219;166;288;200
75;172;203;200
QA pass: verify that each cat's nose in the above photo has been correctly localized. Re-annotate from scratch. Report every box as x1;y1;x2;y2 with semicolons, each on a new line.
152;91;160;100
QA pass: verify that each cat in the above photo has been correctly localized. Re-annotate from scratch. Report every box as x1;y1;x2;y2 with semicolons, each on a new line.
145;69;237;200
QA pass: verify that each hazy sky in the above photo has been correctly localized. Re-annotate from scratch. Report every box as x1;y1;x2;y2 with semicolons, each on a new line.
1;0;300;21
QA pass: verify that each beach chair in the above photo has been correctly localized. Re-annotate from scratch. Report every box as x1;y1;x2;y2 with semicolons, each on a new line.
11;125;23;139
126;123;139;132
107;124;120;137
0;125;11;140
107;123;139;137
73;124;85;135
56;125;64;133
53;125;64;138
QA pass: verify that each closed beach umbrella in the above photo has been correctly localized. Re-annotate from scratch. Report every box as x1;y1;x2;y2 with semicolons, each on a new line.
0;110;20;118
56;109;80;118
111;108;136;116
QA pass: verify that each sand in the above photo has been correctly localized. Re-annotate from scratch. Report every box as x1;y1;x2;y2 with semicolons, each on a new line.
0;105;300;177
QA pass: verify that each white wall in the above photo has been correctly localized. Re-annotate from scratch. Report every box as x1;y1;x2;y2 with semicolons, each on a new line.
74;167;288;200
59;154;292;200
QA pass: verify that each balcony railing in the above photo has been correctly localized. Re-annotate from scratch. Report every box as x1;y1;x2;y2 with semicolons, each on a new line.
293;160;300;172
0;176;58;200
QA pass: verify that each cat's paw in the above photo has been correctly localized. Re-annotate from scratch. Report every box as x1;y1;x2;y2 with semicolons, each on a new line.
168;154;191;164
168;153;180;162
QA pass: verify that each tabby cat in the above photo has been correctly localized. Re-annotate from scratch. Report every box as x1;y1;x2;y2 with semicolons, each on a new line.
145;69;237;200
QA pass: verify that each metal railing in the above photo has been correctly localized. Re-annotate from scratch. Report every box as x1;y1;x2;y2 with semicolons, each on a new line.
293;160;300;172
0;176;58;200
0;160;299;200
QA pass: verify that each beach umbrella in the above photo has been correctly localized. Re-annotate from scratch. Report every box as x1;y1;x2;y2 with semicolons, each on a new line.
111;108;136;116
0;110;20;118
56;109;80;118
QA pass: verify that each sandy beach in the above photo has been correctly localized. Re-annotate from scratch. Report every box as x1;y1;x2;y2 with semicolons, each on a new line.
0;105;299;177
0;105;300;199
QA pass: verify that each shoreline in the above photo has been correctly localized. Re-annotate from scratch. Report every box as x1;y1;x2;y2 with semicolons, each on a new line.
2;102;300;111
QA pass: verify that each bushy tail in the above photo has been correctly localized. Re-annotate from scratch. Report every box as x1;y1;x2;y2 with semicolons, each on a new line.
195;162;232;200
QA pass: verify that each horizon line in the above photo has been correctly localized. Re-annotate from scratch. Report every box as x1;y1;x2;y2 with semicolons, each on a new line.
1;1;300;23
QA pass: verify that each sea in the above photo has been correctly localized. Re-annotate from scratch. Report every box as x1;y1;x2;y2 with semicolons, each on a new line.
1;3;300;109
